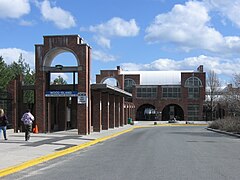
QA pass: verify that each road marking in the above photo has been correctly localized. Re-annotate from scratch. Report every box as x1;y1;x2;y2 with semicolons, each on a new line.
0;124;206;177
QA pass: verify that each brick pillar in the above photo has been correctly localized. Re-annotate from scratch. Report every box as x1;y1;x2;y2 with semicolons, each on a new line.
120;97;124;126
124;104;128;125
129;105;135;121
130;106;133;120
35;71;47;133
128;106;131;120
92;91;102;132
102;92;109;130
109;94;115;128
115;96;120;127
77;45;90;135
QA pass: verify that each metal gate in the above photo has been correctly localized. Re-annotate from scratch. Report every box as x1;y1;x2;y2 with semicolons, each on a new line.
0;91;13;128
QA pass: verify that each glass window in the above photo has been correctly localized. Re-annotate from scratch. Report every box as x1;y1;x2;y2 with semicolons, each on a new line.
185;76;202;87
136;86;157;98
124;78;136;93
185;77;202;98
162;86;181;98
188;105;199;121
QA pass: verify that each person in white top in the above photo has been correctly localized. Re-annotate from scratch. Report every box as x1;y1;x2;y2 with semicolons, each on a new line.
21;109;35;141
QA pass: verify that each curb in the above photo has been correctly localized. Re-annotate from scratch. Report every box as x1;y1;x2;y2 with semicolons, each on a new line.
151;124;208;127
0;127;134;178
206;127;240;138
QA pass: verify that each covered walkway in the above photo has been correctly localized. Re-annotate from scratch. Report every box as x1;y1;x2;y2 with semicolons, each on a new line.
91;84;135;132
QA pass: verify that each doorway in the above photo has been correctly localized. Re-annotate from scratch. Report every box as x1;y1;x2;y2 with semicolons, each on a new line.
162;104;184;121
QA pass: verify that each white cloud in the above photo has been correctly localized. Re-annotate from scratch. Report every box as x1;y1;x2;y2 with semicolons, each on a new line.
0;48;35;68
94;36;111;49
40;0;76;29
121;55;240;81
19;19;35;26
92;50;117;62
145;1;240;55
89;17;140;37
0;0;30;19
204;0;240;28
145;1;225;52
86;17;140;48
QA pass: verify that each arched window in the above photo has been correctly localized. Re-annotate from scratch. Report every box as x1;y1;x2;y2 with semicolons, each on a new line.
124;78;136;93
185;76;202;87
185;77;202;98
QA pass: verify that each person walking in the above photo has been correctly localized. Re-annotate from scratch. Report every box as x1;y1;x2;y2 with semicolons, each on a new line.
0;108;8;140
21;109;35;141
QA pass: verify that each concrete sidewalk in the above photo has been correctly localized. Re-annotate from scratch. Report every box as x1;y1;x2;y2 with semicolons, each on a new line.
0;121;208;177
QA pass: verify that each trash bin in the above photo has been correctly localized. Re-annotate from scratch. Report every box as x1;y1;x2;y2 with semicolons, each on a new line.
128;118;132;124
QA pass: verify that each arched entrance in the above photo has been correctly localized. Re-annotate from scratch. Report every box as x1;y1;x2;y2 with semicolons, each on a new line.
162;104;184;121
35;35;91;135
136;104;156;121
46;52;79;132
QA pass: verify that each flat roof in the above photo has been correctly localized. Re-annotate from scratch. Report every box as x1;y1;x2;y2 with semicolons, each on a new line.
91;84;132;97
121;70;194;85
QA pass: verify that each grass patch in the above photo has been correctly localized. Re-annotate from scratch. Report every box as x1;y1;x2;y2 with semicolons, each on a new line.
208;117;240;133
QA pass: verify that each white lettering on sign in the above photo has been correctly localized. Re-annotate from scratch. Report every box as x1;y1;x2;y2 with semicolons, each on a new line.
78;92;87;104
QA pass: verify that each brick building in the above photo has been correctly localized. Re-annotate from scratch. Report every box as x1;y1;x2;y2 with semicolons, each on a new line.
7;35;135;135
6;34;205;136
97;65;206;121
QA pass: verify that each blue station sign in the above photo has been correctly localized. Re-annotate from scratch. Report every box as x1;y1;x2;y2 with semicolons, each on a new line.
45;91;78;97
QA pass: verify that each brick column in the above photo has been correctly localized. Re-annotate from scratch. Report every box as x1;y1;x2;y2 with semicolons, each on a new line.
35;71;47;133
109;94;115;128
77;46;90;135
124;104;128;125
128;106;131;120
92;91;102;132
115;96;120;127
120;97;124;126
102;92;109;130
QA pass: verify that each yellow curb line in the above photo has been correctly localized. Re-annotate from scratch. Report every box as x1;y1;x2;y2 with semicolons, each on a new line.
152;124;208;127
0;124;207;177
0;128;134;178
135;124;208;128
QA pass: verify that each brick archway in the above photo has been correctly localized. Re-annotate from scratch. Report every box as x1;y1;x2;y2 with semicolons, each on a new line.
35;35;91;135
162;104;184;121
96;66;124;89
42;47;80;67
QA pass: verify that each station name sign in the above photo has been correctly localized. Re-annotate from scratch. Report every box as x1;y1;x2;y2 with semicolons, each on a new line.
45;91;78;97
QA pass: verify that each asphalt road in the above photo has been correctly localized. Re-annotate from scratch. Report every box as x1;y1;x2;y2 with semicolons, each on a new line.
3;126;240;180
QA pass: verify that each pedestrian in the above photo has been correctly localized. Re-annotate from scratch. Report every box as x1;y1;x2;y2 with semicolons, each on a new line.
0;108;8;140
21;109;35;141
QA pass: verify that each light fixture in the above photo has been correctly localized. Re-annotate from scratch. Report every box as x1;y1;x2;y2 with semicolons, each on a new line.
55;64;63;70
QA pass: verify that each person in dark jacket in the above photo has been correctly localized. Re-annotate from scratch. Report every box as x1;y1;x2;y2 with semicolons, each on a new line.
21;109;35;141
0;108;8;140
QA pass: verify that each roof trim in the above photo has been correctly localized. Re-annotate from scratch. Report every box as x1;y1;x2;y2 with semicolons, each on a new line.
91;84;132;97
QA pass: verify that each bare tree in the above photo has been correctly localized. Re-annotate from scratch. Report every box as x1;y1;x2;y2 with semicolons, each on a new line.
206;70;221;120
223;73;240;116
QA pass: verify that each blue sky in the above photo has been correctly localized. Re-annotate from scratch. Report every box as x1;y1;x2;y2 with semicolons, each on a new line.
1;0;240;84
